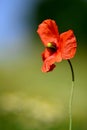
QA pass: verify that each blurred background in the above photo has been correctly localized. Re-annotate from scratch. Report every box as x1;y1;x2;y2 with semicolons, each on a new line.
0;0;87;130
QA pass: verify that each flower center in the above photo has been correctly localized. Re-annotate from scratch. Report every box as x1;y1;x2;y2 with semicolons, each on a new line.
46;42;57;52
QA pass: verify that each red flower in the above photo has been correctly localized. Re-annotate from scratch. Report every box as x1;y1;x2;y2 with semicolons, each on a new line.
37;19;77;72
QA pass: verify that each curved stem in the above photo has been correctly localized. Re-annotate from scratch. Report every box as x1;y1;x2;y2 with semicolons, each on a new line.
67;60;75;130
67;60;74;82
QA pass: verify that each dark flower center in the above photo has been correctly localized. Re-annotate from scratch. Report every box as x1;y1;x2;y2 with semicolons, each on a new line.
46;42;57;53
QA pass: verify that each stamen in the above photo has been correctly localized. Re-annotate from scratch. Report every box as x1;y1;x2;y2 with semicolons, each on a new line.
47;42;52;47
47;42;56;50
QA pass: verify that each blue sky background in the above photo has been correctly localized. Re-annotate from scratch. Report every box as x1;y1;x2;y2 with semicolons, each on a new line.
0;0;40;60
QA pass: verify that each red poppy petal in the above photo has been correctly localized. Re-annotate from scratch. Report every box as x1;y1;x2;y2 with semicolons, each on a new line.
60;30;77;59
37;19;59;47
41;51;62;72
42;49;49;61
41;54;56;72
55;51;62;62
42;63;55;72
42;48;57;61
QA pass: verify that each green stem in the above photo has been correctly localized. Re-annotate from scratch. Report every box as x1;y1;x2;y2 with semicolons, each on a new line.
67;60;75;130
68;60;74;82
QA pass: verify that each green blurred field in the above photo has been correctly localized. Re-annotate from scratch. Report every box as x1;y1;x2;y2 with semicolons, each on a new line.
0;0;87;129
0;40;87;130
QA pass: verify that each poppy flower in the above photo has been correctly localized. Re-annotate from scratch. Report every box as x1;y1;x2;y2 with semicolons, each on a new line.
37;19;77;72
